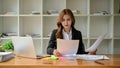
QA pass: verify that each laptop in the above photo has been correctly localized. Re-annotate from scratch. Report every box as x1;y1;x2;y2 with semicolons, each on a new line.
11;36;49;58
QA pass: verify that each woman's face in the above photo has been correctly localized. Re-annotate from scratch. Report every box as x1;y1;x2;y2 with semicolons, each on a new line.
61;14;72;30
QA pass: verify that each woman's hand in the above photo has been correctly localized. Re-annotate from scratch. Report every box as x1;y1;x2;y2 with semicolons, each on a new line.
53;49;61;56
88;49;97;55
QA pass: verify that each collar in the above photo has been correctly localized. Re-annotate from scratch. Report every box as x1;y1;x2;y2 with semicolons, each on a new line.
62;28;72;40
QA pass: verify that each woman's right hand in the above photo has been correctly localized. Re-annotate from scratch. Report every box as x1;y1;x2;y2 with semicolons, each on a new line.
53;49;61;56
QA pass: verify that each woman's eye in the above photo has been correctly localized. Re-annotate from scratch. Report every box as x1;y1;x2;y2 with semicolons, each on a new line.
62;19;65;21
68;19;70;21
67;19;71;21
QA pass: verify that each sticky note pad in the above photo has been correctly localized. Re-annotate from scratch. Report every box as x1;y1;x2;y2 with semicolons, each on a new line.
49;55;59;60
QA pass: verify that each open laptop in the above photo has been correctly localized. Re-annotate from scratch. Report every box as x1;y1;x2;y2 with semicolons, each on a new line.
11;36;49;58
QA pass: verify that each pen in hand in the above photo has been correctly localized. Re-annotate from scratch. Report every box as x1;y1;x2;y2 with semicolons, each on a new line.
94;60;104;65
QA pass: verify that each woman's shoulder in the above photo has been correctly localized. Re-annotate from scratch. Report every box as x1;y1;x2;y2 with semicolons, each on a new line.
72;28;81;34
51;29;58;35
72;28;82;38
52;29;58;33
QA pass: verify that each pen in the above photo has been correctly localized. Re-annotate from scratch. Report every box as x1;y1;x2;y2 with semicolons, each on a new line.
95;61;104;65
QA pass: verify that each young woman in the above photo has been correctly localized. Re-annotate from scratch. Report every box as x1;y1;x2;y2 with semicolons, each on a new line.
47;9;96;56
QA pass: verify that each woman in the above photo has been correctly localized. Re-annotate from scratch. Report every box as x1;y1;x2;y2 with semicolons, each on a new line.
47;9;96;56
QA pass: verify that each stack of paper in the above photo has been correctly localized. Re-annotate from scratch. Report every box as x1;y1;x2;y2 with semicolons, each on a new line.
76;55;109;60
0;52;14;62
57;39;79;56
86;33;106;52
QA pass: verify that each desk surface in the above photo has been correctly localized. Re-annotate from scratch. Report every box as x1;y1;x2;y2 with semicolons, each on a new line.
0;54;120;68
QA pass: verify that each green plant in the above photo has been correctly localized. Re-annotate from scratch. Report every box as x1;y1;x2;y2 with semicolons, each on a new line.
1;40;14;51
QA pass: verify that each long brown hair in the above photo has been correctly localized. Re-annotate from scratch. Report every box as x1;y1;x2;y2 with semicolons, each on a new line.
56;9;75;39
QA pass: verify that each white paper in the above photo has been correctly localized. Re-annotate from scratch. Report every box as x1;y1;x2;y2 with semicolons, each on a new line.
57;39;79;56
86;33;106;52
77;55;109;60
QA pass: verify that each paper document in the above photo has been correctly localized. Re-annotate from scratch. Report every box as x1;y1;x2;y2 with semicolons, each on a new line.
77;55;109;60
86;33;106;52
57;39;79;56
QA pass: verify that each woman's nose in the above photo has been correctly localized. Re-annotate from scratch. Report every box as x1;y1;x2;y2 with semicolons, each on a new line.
65;21;68;24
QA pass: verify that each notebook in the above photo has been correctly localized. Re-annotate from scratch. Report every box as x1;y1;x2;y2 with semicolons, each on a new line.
11;36;49;58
